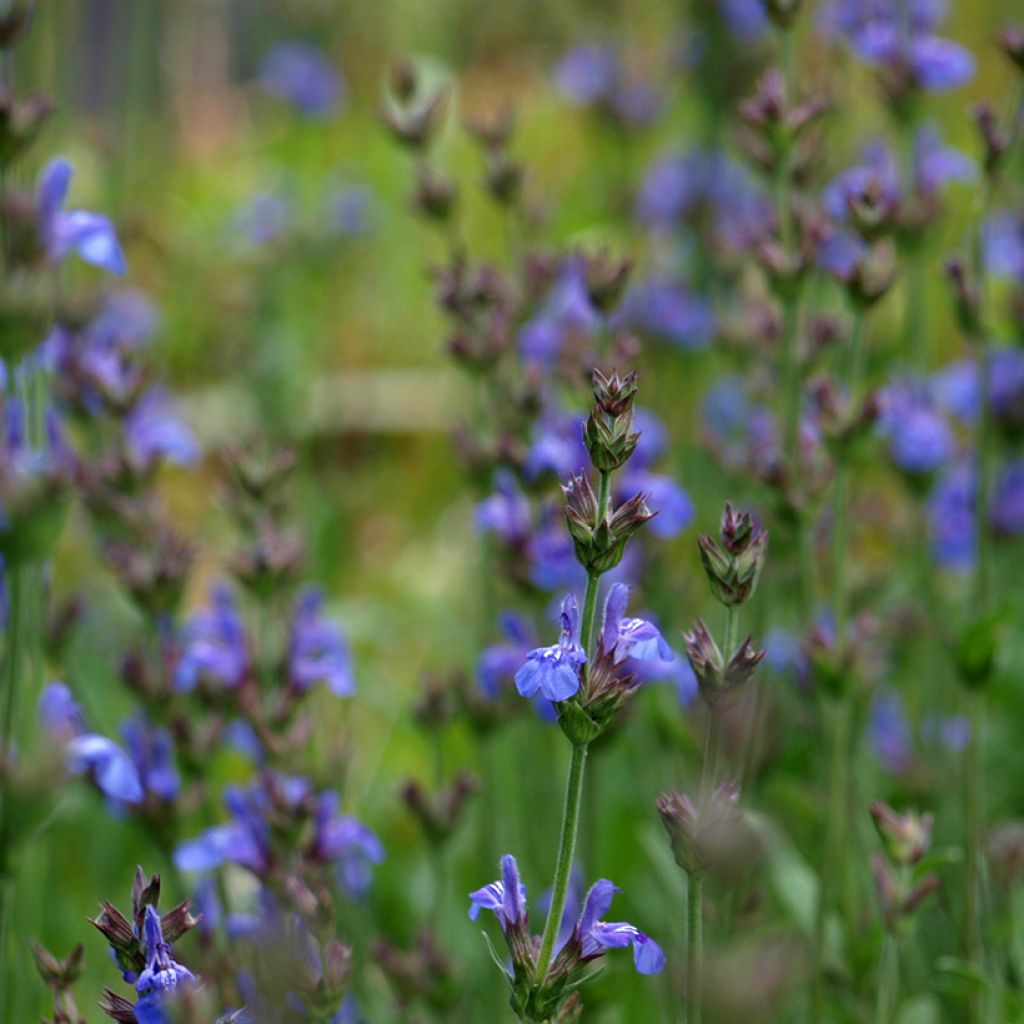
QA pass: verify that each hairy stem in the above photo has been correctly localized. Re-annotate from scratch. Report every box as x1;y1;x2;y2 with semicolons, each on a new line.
534;741;589;982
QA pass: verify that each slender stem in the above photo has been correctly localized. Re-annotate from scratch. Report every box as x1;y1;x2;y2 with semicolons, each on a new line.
963;688;983;1023
579;471;611;657
687;872;703;1024
811;696;851;1022
534;741;589;982
875;932;900;1024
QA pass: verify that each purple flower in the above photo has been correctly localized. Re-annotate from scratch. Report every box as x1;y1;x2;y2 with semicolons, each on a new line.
313;792;385;897
985;210;1024;282
719;0;770;41
235;192;293;247
877;378;954;475
869;690;912;773
913;123;974;196
528;514;586;592
514;594;587;701
616;278;715;350
476;470;531;543
574;879;665;974
553;44;658;125
928;463;975;568
36;158;126;274
289;587;355;697
66;734;145;805
175;585;249;691
823;142;901;224
134;906;196;1024
600;583;674;664
121;716;180;803
619;469;694;538
821;0;975;91
516;262;602;368
125;389;199;471
39;682;145;805
993;460;1024;536
175;781;276;876
477;611;535;699
524;413;588;482
468;853;526;932
327;184;374;236
259;42;344;116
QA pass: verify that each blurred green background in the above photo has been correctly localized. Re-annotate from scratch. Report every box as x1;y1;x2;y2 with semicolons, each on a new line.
9;0;1024;1021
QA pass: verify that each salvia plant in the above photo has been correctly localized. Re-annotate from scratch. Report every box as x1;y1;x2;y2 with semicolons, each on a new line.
3;0;1024;1021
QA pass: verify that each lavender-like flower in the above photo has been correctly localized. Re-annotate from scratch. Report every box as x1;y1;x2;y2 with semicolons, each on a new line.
259;41;345;117
288;587;356;697
514;594;587;701
133;906;196;1024
174;584;249;692
599;583;673;665
36;157;126;273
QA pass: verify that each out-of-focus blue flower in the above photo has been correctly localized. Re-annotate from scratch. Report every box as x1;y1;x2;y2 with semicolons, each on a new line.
928;463;975;568
524;412;588;482
313;791;385;897
36;158;126;274
821;0;974;91
719;0;770;41
993;460;1024;536
553;44;658;125
619;469;694;539
931;358;979;422
869;690;912;773
259;42;344;116
616;277;715;350
631;408;668;469
817;228;869;281
600;583;673;665
517;261;602;368
125;388;199;471
476;469;532;545
574;878;665;974
122;716;181;803
637;149;770;251
985;210;1024;282
235;192;294;247
763;628;809;685
701;377;780;473
477;611;535;699
878;377;955;475
514;594;587;701
528;511;587;592
288;587;355;697
921;713;970;752
175;584;249;692
913;123;974;196
39;682;145;804
327;184;374;236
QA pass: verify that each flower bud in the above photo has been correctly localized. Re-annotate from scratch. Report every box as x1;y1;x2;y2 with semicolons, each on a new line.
870;801;933;866
999;25;1024;73
697;503;767;606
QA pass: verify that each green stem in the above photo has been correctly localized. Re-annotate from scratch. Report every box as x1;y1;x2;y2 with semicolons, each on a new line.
687;872;703;1024
579;471;611;656
811;696;851;1023
534;741;589;982
963;689;983;1023
875;932;900;1024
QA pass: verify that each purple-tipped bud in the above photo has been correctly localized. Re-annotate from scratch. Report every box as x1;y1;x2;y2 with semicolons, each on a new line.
973;103;1008;178
697;503;768;606
870;801;934;866
999;25;1024;73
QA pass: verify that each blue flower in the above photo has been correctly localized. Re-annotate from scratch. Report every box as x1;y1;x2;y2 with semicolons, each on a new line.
36;157;126;274
134;905;196;1024
516;260;601;368
121;716;181;803
616;277;715;350
619;469;694;538
600;583;673;665
313;791;385;897
39;682;145;805
928;463;975;568
718;0;770;41
877;378;955;475
869;690;912;774
175;585;249;691
289;587;356;697
259;42;345;116
821;0;975;91
574;879;665;974
66;734;145;804
468;853;527;932
985;210;1024;282
993;460;1024;536
477;611;535;699
475;470;532;543
234;191;294;247
514;594;587;701
125;388;199;471
553;44;658;125
524;413;588;482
